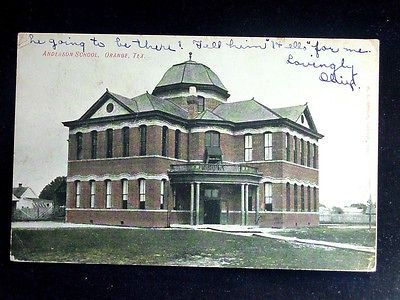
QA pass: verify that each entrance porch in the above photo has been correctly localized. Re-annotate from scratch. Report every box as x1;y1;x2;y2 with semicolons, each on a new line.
168;163;263;226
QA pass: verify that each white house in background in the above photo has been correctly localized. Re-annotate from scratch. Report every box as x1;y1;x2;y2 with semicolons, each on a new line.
343;207;364;214
12;183;53;209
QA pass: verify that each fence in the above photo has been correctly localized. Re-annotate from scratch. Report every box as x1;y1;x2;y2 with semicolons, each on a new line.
320;213;376;225
12;206;65;221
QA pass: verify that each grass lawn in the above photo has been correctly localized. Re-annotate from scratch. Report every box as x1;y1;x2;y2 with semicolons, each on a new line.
11;228;375;271
276;226;376;247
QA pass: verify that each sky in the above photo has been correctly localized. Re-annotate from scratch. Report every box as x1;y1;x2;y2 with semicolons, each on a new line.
14;33;379;208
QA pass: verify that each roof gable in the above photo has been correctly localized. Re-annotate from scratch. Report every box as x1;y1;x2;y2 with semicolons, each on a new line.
79;91;135;121
196;109;226;121
13;186;38;199
272;104;317;131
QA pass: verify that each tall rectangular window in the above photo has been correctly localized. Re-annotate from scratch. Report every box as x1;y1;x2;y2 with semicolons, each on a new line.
313;144;318;168
264;132;272;160
122;179;128;209
106;129;113;158
205;131;220;147
301;185;305;211
105;180;112;208
264;182;272;211
307;141;311;167
90;181;96;208
294;184;298;212
307;186;311;212
139;125;147;156
293;136;298;164
160;179;166;209
300;139;304;165
244;134;253;162
162;126;168;157
286;183;290;211
91;131;97;159
76;133;83;160
313;187;318;211
122;127;129;157
175;130;181;159
75;181;81;208
197;96;205;112
286;133;290;161
139;179;146;209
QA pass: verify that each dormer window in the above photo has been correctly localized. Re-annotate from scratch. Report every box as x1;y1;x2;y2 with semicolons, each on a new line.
197;96;205;113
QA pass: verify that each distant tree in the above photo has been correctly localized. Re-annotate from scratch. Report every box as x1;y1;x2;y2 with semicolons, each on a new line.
331;206;344;214
350;203;368;213
39;176;67;206
319;203;326;208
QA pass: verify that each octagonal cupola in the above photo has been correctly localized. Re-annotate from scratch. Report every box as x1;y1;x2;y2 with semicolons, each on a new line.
152;53;230;102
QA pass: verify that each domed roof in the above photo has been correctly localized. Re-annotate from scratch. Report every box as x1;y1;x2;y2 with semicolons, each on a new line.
152;59;229;98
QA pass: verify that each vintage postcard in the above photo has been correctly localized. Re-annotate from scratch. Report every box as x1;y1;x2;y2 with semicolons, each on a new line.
11;33;378;271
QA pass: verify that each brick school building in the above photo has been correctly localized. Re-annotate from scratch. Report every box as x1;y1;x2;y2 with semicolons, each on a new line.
63;56;323;228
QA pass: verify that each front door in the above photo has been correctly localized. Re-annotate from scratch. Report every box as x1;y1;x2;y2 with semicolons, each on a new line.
204;200;221;224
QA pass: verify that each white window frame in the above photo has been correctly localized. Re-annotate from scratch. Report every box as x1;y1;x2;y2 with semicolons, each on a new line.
105;180;112;208
264;182;272;205
139;179;146;204
75;181;81;208
264;132;272;160
244;134;253;162
122;179;128;208
90;181;96;208
160;179;165;209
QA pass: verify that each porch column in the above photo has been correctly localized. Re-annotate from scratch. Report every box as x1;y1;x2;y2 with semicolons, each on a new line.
190;182;194;226
241;183;245;225
245;184;249;225
196;182;200;225
256;185;260;225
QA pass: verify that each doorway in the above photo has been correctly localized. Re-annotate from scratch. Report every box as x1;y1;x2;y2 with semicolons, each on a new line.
203;188;221;224
204;200;221;224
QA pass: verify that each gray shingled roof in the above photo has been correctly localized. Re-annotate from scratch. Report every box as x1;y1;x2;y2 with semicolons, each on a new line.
107;91;188;119
155;60;228;91
272;104;307;122
13;186;28;198
212;99;280;122
196;109;226;121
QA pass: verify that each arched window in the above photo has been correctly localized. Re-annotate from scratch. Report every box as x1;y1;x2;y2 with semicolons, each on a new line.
139;125;147;156
294;184;298;212
313;144;318;168
286;183;290;211
307;141;311;167
161;126;168;157
300;185;305;211
122;127;129;157
121;179;128;209
106;129;113;158
76;132;83;160
139;179;146;209
264;182;272;211
293;136;298;164
313;187;318;211
160;179;166;209
307;186;311;212
244;134;253;162
197;96;205;112
300;139;304;165
175;130;181;159
75;181;81;208
89;180;96;208
286;133;290;161
105;180;112;208
91;131;98;159
264;132;272;160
